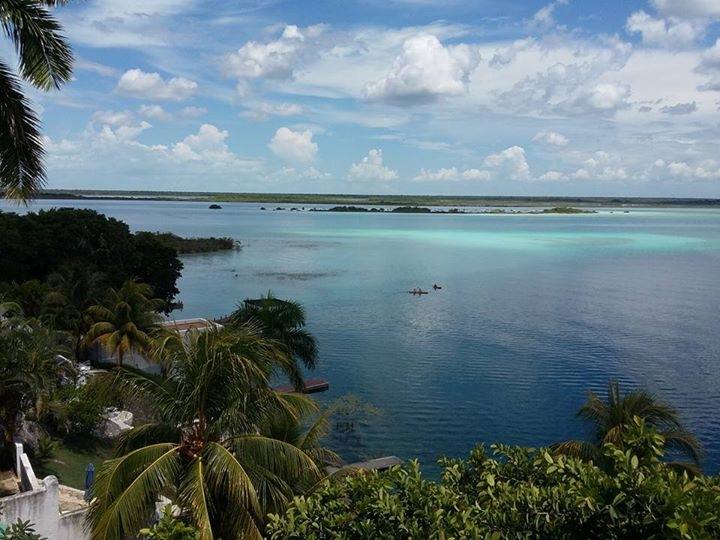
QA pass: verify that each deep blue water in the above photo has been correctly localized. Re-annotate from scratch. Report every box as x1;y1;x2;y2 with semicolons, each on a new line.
3;199;720;474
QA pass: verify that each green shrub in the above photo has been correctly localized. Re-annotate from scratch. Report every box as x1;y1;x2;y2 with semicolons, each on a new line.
32;436;58;468
0;519;46;540
138;506;200;540
267;419;720;539
62;379;122;437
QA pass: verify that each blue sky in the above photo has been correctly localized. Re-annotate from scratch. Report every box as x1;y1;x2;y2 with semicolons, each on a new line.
23;0;720;196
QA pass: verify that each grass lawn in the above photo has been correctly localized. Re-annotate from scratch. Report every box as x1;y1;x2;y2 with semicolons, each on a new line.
36;437;115;490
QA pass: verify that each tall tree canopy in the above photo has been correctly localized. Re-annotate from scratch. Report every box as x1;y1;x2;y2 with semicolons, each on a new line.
0;208;183;308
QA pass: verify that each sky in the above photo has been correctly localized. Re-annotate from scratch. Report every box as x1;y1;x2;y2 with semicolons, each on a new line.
18;0;720;196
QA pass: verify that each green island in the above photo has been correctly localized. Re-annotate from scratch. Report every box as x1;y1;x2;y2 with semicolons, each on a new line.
147;232;238;254
311;205;597;214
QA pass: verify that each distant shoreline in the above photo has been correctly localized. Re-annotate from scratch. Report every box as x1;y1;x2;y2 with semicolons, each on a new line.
17;189;720;208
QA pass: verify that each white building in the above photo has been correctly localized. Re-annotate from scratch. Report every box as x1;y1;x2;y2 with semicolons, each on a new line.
93;318;221;374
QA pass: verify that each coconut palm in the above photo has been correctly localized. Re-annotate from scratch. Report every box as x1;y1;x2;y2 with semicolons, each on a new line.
0;0;73;200
87;326;322;540
85;280;163;367
229;293;317;390
42;264;106;360
554;380;702;467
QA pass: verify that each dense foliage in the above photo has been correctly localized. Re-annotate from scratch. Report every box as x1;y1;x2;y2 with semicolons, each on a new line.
268;419;720;539
0;315;72;466
0;209;182;308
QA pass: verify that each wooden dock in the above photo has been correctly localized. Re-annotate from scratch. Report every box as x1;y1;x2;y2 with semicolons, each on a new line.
275;378;329;394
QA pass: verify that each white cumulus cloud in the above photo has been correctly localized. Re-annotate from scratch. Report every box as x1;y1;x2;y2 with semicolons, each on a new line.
170;124;236;163
268;127;318;164
586;83;631;110
652;0;720;18
364;34;480;105
532;130;569;146
117;69;197;101
538;170;566;181
626;10;705;48
348;149;398;181
483;146;530;180
414;167;491;181
224;24;323;80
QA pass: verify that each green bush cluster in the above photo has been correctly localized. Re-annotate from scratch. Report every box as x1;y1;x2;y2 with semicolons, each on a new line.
267;419;720;539
61;379;123;437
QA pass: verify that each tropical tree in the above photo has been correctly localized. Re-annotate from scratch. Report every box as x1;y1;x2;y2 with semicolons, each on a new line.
87;326;322;540
229;293;317;390
554;380;702;467
0;317;72;466
85;280;163;367
0;0;73;201
42;264;106;360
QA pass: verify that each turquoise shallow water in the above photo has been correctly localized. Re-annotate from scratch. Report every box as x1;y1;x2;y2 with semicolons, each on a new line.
3;200;720;474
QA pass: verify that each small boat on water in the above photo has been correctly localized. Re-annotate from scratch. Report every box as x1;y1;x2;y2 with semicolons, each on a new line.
408;289;429;295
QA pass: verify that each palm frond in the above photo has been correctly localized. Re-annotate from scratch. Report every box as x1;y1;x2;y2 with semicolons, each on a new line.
115;422;181;456
551;440;600;462
177;458;213;540
203;442;262;536
662;428;703;465
0;0;73;90
228;435;321;485
0;58;44;200
88;443;181;540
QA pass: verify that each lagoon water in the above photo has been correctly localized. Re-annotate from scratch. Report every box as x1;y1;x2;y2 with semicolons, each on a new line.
3;199;720;474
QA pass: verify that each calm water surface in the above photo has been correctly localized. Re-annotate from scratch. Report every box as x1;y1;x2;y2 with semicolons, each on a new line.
4;200;720;474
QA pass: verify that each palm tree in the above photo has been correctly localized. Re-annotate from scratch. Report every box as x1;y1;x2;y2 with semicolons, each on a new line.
85;280;163;367
0;317;72;466
554;380;702;467
229;293;317;390
42;264;106;361
0;0;73;201
87;326;322;540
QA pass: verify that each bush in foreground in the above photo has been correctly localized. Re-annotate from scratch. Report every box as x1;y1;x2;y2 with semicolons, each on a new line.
267;419;720;539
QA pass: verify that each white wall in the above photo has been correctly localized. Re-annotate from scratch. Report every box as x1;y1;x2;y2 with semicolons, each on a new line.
1;476;90;540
